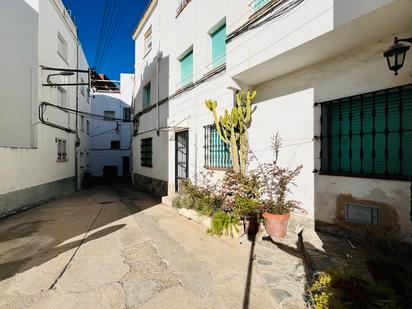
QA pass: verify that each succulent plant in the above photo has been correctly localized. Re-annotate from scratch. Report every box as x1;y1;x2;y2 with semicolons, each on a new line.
205;90;256;174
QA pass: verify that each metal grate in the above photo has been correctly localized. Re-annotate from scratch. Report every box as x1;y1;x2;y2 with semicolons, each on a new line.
346;203;379;226
141;138;153;167
204;125;232;170
319;84;412;180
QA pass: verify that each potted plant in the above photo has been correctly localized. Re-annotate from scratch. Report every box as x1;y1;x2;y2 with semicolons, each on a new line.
253;134;303;238
234;195;262;236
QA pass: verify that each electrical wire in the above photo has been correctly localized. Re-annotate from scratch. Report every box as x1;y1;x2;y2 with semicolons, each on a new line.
39;101;131;125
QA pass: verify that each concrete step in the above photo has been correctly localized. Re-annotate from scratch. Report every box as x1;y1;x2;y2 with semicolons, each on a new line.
301;228;376;281
161;193;179;207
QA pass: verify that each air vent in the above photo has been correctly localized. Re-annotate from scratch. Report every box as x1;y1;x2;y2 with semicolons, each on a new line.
346;203;379;225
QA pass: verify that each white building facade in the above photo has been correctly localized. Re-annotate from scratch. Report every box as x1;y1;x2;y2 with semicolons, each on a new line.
90;74;133;178
0;0;91;216
132;0;412;244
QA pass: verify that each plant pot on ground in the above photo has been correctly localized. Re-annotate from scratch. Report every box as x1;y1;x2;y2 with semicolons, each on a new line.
262;211;290;238
233;195;262;237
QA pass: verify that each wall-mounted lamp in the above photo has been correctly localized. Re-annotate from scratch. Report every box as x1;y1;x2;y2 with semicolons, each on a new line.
46;71;74;85
383;36;412;76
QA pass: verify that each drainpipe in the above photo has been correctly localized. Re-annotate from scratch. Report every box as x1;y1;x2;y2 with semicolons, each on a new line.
156;1;161;136
75;29;80;190
156;54;160;136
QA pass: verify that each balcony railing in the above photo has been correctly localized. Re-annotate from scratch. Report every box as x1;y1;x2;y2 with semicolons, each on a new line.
176;0;192;18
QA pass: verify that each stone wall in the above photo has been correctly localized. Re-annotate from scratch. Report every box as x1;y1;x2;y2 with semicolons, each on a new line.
134;173;168;197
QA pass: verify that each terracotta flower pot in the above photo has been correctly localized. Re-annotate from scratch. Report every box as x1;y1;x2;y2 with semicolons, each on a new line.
262;212;290;238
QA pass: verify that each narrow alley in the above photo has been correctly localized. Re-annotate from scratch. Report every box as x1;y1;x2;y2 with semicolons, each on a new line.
0;183;277;309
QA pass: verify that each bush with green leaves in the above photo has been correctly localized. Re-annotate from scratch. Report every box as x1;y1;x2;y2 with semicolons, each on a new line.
207;210;240;237
309;269;399;309
172;179;222;216
233;195;261;219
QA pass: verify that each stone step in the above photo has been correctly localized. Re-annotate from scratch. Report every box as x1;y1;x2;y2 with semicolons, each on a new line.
161;194;179;207
301;228;375;281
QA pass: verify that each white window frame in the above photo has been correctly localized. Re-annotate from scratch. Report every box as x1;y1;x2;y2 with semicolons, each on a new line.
80;115;85;131
56;138;68;162
57;32;68;62
80;77;85;97
57;87;68;107
144;26;152;57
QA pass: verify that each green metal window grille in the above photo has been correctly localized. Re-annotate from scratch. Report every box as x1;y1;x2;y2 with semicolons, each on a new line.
204;125;232;169
141;138;153;167
143;82;151;108
320;84;412;180
252;0;270;11
180;50;193;87
211;24;226;68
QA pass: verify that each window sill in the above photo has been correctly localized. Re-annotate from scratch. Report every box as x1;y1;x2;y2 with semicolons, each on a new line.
141;164;153;168
318;171;411;182
205;167;232;172
57;159;68;163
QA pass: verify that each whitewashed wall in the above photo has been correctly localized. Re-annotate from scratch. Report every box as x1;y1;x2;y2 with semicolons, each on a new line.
0;0;90;206
253;31;412;241
90;76;133;177
0;0;38;148
132;0;412;243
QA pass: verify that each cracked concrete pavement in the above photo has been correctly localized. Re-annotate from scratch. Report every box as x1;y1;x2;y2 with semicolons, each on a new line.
0;182;277;308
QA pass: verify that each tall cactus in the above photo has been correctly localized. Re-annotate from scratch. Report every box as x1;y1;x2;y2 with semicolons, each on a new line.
205;90;256;175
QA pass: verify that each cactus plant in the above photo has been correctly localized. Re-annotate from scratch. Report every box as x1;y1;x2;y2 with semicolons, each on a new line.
205;90;256;175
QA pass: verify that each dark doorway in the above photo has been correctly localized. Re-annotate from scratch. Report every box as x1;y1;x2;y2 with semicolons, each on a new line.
175;130;189;192
122;156;130;176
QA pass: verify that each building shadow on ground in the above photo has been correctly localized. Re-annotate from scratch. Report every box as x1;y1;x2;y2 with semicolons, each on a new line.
0;179;160;283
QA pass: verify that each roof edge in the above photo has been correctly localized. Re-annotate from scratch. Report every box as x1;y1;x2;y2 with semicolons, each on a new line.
132;0;158;40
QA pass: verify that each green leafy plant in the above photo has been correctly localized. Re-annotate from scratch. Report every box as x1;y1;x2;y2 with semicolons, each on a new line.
205;90;256;175
173;178;223;218
207;210;240;237
220;170;260;210
234;195;261;219
309;270;399;309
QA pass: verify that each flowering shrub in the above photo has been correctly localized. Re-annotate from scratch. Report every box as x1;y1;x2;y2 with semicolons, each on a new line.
173;132;305;236
219;170;260;210
252;133;304;215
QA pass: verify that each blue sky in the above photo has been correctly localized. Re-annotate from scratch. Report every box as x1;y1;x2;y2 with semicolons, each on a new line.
63;0;149;81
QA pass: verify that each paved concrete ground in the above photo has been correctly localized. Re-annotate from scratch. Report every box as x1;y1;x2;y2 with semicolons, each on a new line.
0;183;278;308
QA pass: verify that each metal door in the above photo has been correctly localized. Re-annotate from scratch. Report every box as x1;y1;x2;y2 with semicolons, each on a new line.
175;131;189;192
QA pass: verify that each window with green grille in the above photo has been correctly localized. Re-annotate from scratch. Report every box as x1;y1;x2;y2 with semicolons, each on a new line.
141;138;153;167
204;125;232;169
320;84;412;180
252;0;270;11
143;82;151;108
211;23;226;68
179;49;193;87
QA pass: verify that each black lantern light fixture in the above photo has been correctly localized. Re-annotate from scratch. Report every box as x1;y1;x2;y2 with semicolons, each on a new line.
383;36;412;75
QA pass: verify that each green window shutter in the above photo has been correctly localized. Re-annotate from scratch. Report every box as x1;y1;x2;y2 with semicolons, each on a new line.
143;82;151;108
253;0;269;11
211;24;226;68
180;50;193;86
207;125;232;169
324;84;412;178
